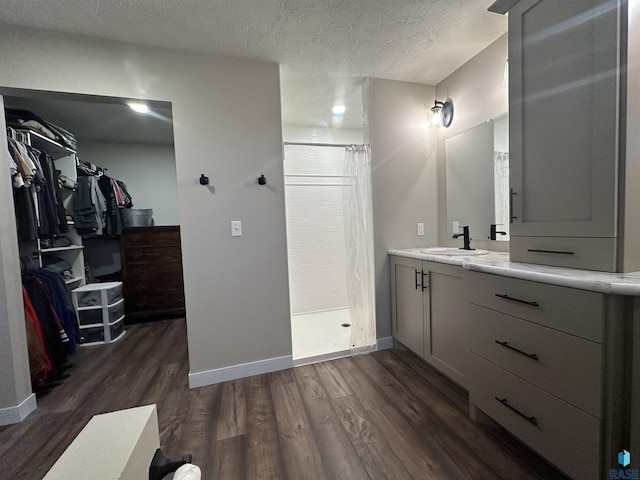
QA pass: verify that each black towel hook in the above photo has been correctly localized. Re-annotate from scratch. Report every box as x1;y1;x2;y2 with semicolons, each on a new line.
199;174;209;185
258;174;267;185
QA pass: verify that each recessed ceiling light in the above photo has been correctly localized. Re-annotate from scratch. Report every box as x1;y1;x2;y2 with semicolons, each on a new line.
128;102;150;114
332;105;346;115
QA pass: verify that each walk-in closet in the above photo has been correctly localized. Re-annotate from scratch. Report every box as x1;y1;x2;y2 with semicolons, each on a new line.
3;91;184;395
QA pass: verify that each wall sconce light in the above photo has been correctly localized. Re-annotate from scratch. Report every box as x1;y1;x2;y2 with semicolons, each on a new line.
431;99;454;128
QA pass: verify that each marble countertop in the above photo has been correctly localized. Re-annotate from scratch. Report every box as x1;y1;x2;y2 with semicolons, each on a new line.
389;248;640;296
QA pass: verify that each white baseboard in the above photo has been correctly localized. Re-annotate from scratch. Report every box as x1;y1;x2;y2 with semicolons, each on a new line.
0;393;36;426
376;336;394;351
188;355;294;389
189;339;394;388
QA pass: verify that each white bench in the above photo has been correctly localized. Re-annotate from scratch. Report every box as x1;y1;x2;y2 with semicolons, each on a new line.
44;404;160;480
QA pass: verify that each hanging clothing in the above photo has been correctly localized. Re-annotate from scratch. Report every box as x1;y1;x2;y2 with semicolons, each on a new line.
74;166;132;236
73;176;99;234
7;136;69;240
23;286;53;383
22;274;68;377
28;268;79;354
39;149;69;236
13;181;38;242
99;175;123;235
89;176;107;235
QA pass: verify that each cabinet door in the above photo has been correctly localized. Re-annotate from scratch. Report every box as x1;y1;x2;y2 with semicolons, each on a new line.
425;262;466;387
390;256;424;356
509;0;619;238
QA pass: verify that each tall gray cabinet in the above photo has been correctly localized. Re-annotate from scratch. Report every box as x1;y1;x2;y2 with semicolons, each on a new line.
501;0;640;272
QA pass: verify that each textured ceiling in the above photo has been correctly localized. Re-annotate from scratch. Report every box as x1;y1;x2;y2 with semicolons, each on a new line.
0;0;506;130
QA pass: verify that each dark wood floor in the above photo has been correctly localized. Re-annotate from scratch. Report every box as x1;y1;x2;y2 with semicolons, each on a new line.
0;318;568;479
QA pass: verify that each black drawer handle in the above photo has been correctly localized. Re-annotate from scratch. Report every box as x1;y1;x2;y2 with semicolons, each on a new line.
527;249;574;255
509;188;517;223
495;397;538;426
495;293;539;307
495;340;539;361
414;269;421;290
421;271;428;291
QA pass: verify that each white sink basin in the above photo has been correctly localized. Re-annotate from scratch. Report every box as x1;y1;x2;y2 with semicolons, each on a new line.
420;247;489;256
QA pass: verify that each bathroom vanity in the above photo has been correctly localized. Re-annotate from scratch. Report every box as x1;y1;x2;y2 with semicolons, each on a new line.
389;249;640;480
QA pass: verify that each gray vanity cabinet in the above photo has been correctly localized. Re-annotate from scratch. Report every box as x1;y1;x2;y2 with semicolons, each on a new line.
390;256;425;356
390;255;467;387
466;270;626;479
506;0;640;272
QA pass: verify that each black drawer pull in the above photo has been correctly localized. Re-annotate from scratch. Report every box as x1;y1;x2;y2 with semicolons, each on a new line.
495;340;539;361
495;397;538;426
494;293;539;307
414;269;421;290
527;249;575;255
421;271;428;291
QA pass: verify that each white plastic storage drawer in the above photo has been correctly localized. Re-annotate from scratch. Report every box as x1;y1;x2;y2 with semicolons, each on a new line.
78;299;125;326
79;318;126;344
75;282;123;307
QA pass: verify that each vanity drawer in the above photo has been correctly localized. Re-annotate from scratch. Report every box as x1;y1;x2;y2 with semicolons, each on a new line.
510;236;617;273
469;354;601;480
469;304;603;417
467;271;604;342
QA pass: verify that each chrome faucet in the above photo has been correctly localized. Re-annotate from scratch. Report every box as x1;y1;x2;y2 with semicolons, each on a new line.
453;225;473;250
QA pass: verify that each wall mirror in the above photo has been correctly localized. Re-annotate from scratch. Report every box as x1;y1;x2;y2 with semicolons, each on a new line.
445;113;509;243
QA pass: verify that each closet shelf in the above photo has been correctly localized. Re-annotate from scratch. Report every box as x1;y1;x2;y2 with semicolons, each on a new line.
64;276;84;285
39;245;84;253
17;128;76;159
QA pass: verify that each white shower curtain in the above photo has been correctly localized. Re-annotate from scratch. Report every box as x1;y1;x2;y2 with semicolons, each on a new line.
343;145;376;351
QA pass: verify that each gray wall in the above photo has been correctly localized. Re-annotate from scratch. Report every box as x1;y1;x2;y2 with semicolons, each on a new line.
0;24;292;382
367;78;438;339
436;34;509;251
0;98;33;416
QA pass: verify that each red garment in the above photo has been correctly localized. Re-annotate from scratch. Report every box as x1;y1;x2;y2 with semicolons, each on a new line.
22;286;53;382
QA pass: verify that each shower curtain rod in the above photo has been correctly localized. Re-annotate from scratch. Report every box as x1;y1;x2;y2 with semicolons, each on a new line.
283;141;368;148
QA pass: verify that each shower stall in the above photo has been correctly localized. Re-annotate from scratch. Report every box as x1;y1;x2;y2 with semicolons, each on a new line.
283;142;375;362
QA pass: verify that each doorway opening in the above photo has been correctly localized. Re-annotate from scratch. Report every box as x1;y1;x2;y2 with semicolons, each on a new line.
2;88;186;400
283;141;376;363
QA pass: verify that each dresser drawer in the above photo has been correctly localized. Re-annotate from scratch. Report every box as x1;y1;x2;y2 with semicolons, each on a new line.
123;246;182;263
124;278;185;297
126;294;184;312
469;354;601;480
124;262;184;283
122;227;181;247
470;304;603;417
467;271;604;342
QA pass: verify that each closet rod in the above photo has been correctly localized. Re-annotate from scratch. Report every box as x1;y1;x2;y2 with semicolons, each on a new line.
284;141;362;148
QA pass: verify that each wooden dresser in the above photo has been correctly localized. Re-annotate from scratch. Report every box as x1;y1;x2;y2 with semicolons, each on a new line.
120;226;185;322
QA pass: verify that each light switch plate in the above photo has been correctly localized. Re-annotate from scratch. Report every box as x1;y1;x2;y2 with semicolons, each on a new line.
231;220;242;237
417;223;425;236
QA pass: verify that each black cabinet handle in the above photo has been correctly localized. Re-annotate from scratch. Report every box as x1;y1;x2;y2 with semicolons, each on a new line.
495;397;538;426
509;188;517;223
527;249;575;255
421;271;428;291
495;340;539;361
414;269;421;290
495;293;539;307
